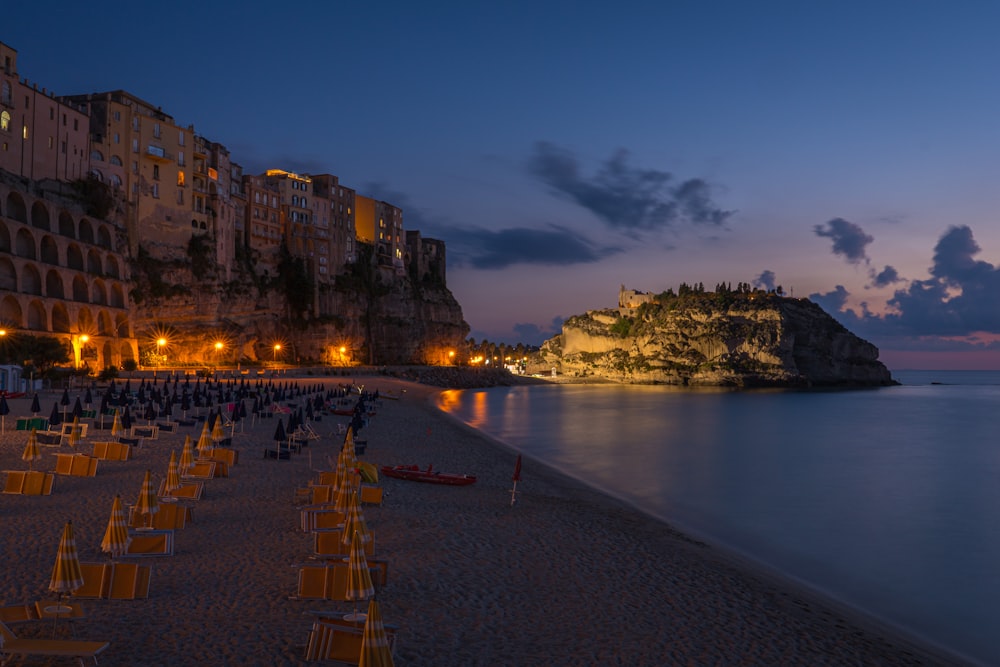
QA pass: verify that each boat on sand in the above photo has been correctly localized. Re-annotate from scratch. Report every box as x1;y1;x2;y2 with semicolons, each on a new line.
380;464;476;486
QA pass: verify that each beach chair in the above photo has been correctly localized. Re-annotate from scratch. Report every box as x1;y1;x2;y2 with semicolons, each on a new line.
35;430;63;446
157;479;205;501
299;506;345;532
124;529;174;557
292;561;349;600
182;460;217;479
60;422;89;439
313;530;374;559
303;614;397;663
130;502;192;530
91;441;132;461
107;561;151;599
360;484;384;506
2;471;26;494
0;603;39;624
0;620;108;667
156;421;176;433
4;470;55;496
54;453;99;477
73;563;112;599
131;425;158;440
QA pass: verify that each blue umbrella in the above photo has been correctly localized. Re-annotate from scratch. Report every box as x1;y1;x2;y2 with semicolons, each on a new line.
49;402;63;428
31;393;40;416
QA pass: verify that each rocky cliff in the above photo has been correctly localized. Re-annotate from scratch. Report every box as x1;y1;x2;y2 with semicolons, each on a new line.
536;292;894;387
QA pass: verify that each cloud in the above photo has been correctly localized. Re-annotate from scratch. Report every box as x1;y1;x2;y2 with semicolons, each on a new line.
528;142;734;234
809;285;851;314
813;217;874;265
444;225;622;269
753;270;776;291
870;265;901;288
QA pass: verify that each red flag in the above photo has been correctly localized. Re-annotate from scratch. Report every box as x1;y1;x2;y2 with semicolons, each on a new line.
512;454;522;482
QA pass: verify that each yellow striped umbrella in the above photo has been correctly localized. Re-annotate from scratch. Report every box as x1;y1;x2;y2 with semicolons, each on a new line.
22;428;41;470
196;420;214;458
111;410;124;440
67;415;82;449
333;466;357;513
359;599;395;667
211;413;226;443
345;530;374;620
341;490;371;551
179;435;194;474
100;494;131;559
163;451;181;497
48;521;84;596
134;469;159;527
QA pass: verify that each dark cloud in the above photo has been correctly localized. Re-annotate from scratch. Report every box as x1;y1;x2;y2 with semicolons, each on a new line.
814;218;874;265
810;226;1000;343
528;142;734;234
870;265;901;288
444;225;622;269
513;316;564;346
753;270;776;291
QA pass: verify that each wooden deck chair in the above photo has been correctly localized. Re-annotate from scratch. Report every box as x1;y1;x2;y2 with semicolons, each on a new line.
124;529;174;557
55;454;99;477
108;562;151;599
299;507;345;532
92;441;132;461
303;615;398;663
36;431;63;446
316;471;338;486
360;484;384;506
182;460;217;479
156;421;176;432
157;479;204;500
0;603;39;624
2;471;26;494
72;563;111;599
19;471;54;495
61;422;88;439
0;620;108;667
130;425;158;440
313;530;374;558
292;562;350;601
310;485;335;504
209;448;237;466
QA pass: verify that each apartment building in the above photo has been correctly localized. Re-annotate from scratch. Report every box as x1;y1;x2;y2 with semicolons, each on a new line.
355;194;404;275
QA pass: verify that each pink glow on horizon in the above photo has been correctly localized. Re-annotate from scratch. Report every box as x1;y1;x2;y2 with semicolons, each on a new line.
879;349;1000;372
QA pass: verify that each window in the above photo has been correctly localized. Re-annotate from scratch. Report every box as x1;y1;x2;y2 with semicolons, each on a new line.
114;110;121;121
0;81;10;105
110;174;122;187
292;195;298;206
114;132;120;144
132;138;138;152
132;116;139;131
63;113;67;126
153;122;160;138
178;151;184;166
151;183;159;198
177;171;185;186
110;155;122;166
73;119;78;130
48;136;53;149
22;124;28;139
0;110;9;131
178;131;184;146
177;189;184;205
192;220;198;228
91;150;104;161
132;161;138;174
49;107;54;120
62;141;67;154
152;165;160;180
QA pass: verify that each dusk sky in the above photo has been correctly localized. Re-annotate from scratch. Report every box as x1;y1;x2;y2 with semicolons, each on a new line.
8;2;1000;370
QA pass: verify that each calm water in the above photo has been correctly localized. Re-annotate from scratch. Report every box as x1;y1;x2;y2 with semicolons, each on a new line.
436;371;1000;666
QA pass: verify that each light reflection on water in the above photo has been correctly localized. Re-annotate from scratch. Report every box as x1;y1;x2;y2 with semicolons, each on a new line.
436;374;1000;666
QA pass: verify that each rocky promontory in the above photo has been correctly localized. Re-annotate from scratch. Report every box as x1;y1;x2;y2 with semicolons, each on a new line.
534;289;894;387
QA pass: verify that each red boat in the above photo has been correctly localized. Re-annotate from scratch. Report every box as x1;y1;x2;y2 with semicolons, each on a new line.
380;464;477;486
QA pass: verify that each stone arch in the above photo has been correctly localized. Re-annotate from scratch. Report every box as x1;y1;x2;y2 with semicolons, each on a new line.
119;340;135;363
22;264;42;295
51;302;71;333
26;300;47;330
40;235;59;264
14;228;36;259
0;294;22;327
87;248;103;274
58;211;76;238
96;225;113;251
72;275;88;302
0;220;9;252
0;257;15;291
115;313;130;339
79;218;95;245
30;200;51;231
97;309;113;336
91;279;108;305
45;269;65;299
77;307;94;333
110;283;125;308
106;255;120;279
103;340;114;367
66;244;84;270
5;192;27;223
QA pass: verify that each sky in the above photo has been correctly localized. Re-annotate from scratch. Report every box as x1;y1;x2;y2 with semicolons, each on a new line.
7;1;1000;370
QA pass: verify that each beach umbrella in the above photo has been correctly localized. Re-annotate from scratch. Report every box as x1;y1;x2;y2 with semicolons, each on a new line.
22;428;41;470
341;490;371;551
196;420;214;458
122;405;132;432
179;435;195;475
84;387;93;409
30;393;40;416
49;402;63;428
211;412;226;443
334;467;358;513
100;495;131;560
134;469;159;528
144;401;156;424
67;415;82;450
163;451;181;498
0;394;8;433
273;418;286;445
48;521;84;599
60;387;70;421
345;530;374;621
510;454;522;507
359;599;395;667
111;410;124;441
72;396;83;420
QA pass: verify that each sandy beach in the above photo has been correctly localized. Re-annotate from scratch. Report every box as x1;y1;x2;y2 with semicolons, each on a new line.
0;374;963;666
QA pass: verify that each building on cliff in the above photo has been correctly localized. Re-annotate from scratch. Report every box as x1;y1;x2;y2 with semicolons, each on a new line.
618;285;654;316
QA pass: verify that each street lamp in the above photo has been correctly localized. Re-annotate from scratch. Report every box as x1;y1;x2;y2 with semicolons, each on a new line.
156;338;166;376
273;343;281;363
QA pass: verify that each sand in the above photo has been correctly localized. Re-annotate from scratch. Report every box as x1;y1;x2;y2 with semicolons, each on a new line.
0;374;964;666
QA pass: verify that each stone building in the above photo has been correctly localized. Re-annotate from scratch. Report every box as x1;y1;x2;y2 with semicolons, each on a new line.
355;194;404;275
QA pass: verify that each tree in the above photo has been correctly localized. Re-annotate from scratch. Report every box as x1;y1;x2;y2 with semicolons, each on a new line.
0;333;71;377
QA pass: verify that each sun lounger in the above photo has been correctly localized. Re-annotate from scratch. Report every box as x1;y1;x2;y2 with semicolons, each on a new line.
91;441;132;461
73;563;112;599
130;501;193;529
0;620;108;667
309;485;335;504
155;421;176;432
0;603;39;624
263;446;291;460
124;529;174;557
61;422;89;439
107;562;151;599
130;425;158;440
299;506;345;532
313;530;374;559
2;471;54;495
35;430;63;446
15;417;48;431
303;614;397;663
157;479;205;501
182;460;217;480
53;453;99;477
360;484;384;506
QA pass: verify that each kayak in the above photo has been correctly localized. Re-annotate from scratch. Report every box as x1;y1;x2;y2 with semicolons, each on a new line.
380;464;476;486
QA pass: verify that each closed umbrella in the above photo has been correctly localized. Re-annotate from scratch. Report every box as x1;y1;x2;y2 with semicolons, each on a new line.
84;388;93;409
179;435;194;475
163;451;181;498
0;394;9;433
49;402;63;428
111;410;124;441
134;469;159;528
359;600;395;667
30;393;40;416
334;467;358;513
211;411;226;443
60;387;70;422
66;415;82;450
100;495;131;559
341;490;371;552
48;521;84;600
196;420;214;458
72;396;83;420
22;428;41;470
345;530;374;621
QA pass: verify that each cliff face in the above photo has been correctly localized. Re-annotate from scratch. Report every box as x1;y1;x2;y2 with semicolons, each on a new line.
536;295;893;387
128;254;468;366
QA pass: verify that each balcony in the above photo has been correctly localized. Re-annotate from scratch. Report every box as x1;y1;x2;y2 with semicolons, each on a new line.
145;145;173;162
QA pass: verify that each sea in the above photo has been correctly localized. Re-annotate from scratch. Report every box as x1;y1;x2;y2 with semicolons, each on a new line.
435;370;1000;666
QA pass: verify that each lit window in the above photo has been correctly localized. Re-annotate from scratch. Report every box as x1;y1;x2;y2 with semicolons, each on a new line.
22;124;28;139
177;171;185;186
0;110;9;131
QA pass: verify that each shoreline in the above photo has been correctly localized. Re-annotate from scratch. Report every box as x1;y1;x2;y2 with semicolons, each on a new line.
0;375;970;665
